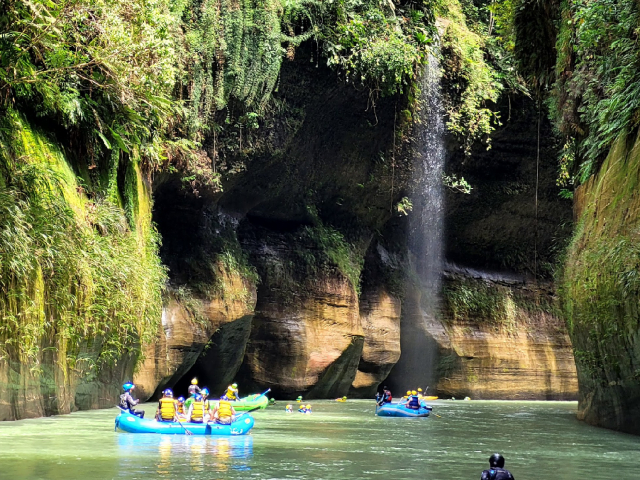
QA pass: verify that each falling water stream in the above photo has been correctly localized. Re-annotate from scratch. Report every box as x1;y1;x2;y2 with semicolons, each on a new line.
409;51;446;301
387;51;446;391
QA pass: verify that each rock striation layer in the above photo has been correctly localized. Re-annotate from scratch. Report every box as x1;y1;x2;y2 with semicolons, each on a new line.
388;275;578;400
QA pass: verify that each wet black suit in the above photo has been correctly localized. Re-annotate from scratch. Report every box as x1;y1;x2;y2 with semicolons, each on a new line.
481;467;515;480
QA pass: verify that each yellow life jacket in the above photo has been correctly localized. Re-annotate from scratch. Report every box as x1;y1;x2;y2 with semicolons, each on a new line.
159;397;177;420
218;400;233;419
225;387;237;400
190;400;205;421
177;403;185;415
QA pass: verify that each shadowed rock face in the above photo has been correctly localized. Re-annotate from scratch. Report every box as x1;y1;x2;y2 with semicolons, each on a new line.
133;266;257;400
350;287;401;397
235;228;364;398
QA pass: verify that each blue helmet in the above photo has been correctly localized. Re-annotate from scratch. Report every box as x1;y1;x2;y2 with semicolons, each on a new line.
195;394;203;401
201;388;209;396
122;382;134;391
177;397;185;403
163;389;173;397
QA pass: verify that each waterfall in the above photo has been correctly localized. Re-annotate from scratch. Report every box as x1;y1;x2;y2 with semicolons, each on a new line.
410;52;445;307
386;52;445;394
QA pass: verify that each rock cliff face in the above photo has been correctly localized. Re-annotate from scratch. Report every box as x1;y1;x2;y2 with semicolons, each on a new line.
435;275;577;399
386;98;578;398
561;131;640;434
350;287;401;396
133;266;256;399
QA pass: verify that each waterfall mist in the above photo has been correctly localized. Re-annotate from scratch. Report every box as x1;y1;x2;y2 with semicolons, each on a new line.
386;52;445;394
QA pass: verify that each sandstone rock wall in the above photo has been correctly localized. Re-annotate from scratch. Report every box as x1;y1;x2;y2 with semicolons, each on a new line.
349;287;401;397
388;275;578;400
134;265;256;400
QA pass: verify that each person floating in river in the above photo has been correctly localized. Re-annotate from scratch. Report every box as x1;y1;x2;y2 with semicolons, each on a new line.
222;383;239;401
481;453;515;480
156;389;179;422
188;377;201;396
119;382;144;418
285;404;293;413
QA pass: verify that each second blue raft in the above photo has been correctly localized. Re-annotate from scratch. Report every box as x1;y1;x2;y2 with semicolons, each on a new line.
115;411;255;435
375;402;432;418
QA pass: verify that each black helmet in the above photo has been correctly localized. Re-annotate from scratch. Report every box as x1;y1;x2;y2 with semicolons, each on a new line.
489;453;505;468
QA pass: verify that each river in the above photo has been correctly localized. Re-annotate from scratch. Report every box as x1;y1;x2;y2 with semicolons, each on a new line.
1;400;638;479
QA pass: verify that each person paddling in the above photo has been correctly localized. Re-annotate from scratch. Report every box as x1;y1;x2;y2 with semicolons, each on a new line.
222;383;239;401
214;398;236;424
156;389;179;422
403;390;420;410
378;386;392;405
187;393;207;423
119;382;144;418
481;453;515;480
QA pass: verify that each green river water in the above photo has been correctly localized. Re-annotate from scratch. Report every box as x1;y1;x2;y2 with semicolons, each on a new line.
1;400;639;479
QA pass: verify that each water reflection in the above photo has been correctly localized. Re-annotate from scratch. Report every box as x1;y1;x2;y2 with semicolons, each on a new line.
117;433;253;477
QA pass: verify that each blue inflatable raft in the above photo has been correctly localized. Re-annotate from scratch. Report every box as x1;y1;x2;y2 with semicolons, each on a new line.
115;411;255;435
375;402;432;418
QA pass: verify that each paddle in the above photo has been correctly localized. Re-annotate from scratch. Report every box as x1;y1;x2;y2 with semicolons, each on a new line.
421;386;442;417
255;388;271;399
178;418;194;435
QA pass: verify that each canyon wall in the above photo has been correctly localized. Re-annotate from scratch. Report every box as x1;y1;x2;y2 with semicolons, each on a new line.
561;131;640;434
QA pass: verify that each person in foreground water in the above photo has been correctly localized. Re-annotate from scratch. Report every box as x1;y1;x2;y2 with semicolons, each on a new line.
481;453;515;480
119;382;144;418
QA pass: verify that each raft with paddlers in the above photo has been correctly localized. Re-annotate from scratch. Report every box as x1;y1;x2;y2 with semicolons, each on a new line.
115;410;255;435
375;402;432;418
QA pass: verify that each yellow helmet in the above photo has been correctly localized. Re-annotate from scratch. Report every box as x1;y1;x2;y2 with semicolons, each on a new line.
418;388;423;392
406;390;411;395
412;390;417;395
306;404;311;408
191;378;198;385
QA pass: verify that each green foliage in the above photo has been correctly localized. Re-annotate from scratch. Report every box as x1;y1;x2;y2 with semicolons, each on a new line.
0;0;181;168
439;0;524;154
323;4;428;96
303;223;364;293
0;112;166;368
443;278;555;329
550;0;640;184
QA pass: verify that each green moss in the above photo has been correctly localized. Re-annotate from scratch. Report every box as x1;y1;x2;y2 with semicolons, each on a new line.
559;131;640;391
302;223;364;294
0;111;166;371
443;277;556;330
